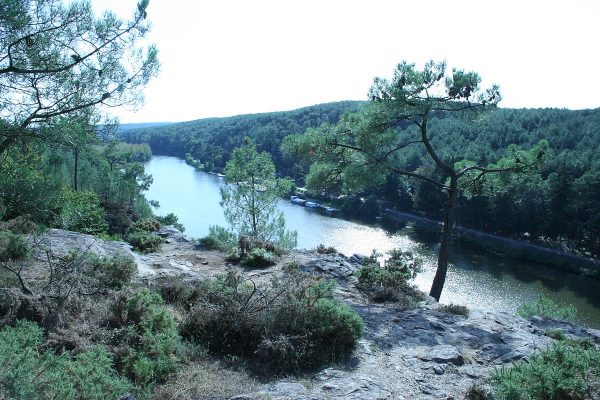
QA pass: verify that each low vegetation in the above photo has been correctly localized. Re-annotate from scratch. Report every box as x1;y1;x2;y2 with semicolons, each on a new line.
125;218;163;253
492;337;600;399
0;321;133;400
516;295;577;321
356;249;423;305
0;230;29;262
107;289;182;386
178;271;364;374
438;303;470;316
199;225;237;252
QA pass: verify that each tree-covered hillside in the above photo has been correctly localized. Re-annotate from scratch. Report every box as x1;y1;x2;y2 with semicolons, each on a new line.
120;101;600;259
289;105;600;259
118;101;362;174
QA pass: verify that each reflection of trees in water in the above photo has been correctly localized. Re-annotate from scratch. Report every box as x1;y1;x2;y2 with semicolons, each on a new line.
406;223;441;247
380;219;406;234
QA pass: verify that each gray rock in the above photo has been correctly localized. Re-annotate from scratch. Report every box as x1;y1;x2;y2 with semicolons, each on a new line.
157;225;189;242
300;253;360;283
418;345;464;365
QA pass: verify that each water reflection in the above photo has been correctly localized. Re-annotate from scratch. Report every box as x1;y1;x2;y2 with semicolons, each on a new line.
145;156;600;328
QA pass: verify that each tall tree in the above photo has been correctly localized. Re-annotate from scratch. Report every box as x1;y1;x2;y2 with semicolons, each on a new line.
285;61;538;300
0;0;159;154
221;139;297;249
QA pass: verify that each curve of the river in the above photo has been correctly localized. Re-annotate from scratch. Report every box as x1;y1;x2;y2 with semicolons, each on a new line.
145;155;600;328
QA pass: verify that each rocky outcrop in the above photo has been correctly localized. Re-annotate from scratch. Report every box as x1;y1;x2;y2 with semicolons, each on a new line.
28;229;600;399
238;252;600;400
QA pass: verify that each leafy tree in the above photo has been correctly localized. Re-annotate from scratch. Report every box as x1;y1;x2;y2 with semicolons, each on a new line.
220;140;297;249
284;61;540;300
0;0;159;154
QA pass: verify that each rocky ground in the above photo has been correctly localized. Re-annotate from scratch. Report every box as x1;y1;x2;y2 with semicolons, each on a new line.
37;228;600;400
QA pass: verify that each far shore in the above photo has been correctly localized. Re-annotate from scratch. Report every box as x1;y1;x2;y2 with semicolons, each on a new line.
384;208;600;273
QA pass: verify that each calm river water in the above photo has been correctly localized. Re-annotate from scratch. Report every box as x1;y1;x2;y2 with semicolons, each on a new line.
145;155;600;328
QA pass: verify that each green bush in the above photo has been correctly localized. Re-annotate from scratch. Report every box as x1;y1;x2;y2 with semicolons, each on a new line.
316;244;337;254
439;303;470;316
180;271;363;374
155;213;185;233
241;248;277;268
126;230;162;253
492;339;600;399
56;189;108;236
92;254;137;289
110;289;181;385
0;230;29;261
465;384;490;400
516;295;577;321
132;218;160;232
356;250;422;304
199;225;237;251
0;320;132;400
153;276;200;309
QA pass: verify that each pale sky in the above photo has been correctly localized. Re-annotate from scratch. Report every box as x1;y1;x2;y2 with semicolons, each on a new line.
91;0;600;124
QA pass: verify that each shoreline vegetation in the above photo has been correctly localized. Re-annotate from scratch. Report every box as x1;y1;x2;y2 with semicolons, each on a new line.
159;153;600;278
120;103;600;266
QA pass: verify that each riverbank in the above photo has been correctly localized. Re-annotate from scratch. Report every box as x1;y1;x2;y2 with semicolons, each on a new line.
384;208;600;276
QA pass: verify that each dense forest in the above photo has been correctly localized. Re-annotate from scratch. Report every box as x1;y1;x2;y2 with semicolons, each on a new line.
119;101;362;174
121;103;600;259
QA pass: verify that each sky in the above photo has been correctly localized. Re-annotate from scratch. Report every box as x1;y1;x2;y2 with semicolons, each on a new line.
91;0;600;124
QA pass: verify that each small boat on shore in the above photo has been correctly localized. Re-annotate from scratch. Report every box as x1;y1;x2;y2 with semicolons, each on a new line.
290;196;307;205
305;201;320;208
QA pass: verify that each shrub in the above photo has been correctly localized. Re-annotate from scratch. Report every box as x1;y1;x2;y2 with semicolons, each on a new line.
516;295;577;321
356;250;422;304
155;213;185;233
199;225;237;251
0;320;132;400
543;328;567;341
316;244;337;254
153;276;200;309
465;383;490;400
102;200;137;236
126;230;162;253
110;289;181;385
180;271;363;374
240;248;277;268
0;215;37;234
0;230;29;261
439;303;470;316
491;339;600;399
92;254;137;289
56;189;108;235
132;218;160;232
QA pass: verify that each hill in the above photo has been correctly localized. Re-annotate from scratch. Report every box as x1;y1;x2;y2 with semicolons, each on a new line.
117;122;174;132
119;103;600;259
118;101;363;174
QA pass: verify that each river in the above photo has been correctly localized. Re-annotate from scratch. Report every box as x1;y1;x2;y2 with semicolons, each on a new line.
145;155;600;328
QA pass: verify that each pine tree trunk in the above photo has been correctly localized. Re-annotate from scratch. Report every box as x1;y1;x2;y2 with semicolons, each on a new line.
73;146;79;191
429;176;458;301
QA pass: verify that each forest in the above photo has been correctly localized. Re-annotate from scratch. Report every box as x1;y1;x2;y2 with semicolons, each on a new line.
120;103;600;260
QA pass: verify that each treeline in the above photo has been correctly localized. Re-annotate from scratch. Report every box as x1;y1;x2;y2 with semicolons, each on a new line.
119;101;362;174
120;103;600;259
375;107;600;258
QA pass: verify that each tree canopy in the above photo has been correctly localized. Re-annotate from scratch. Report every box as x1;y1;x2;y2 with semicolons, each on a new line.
221;140;297;249
0;0;159;154
284;61;544;300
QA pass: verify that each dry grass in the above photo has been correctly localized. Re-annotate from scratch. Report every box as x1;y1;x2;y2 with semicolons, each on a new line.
152;361;258;400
